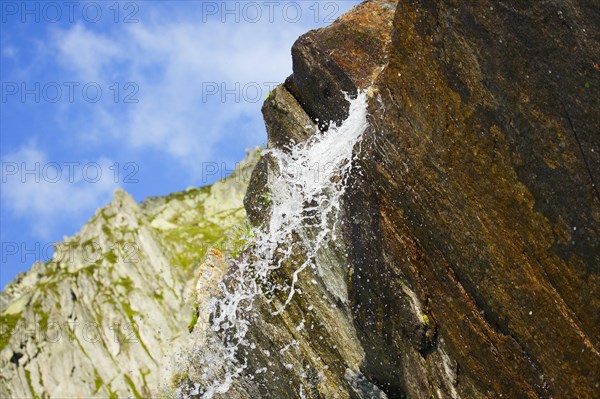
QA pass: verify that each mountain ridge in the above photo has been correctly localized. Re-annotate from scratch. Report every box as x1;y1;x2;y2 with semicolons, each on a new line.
0;149;261;398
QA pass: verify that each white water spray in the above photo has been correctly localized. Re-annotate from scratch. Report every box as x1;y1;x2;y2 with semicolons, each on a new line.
178;91;369;398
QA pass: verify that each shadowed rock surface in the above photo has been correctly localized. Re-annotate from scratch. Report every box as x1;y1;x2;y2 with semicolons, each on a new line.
251;0;600;397
284;0;394;129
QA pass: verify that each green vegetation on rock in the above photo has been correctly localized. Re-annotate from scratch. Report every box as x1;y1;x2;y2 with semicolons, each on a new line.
0;313;21;352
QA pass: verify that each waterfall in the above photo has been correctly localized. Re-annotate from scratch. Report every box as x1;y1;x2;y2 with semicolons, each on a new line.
177;91;369;398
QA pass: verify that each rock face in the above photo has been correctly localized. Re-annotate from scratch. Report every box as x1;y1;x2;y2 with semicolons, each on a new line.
240;0;599;398
1;189;186;399
345;1;600;397
284;0;393;128
0;150;260;398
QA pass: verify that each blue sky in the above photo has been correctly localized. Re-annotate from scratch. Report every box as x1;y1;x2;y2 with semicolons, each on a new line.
0;0;360;289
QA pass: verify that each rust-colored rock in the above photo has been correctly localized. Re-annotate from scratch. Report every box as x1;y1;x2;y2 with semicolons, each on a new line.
346;0;600;397
248;0;600;398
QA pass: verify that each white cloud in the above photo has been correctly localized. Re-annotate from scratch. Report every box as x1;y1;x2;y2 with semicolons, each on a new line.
1;144;119;239
54;24;124;81
1;45;16;58
49;9;320;176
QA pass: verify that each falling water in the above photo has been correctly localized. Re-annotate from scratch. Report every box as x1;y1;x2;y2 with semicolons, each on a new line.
177;91;369;398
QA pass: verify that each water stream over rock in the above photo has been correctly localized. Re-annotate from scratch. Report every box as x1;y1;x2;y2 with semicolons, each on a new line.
177;92;369;398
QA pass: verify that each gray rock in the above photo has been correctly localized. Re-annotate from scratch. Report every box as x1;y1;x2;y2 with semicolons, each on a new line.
0;150;261;398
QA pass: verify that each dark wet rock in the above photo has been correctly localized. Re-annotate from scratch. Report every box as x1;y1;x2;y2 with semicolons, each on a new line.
244;154;271;227
284;0;395;130
284;42;356;131
262;85;316;151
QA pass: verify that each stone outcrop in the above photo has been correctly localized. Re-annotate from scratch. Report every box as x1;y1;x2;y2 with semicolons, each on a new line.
284;0;394;128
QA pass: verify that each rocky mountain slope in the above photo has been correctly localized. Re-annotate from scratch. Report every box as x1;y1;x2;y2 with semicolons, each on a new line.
0;150;259;398
2;0;599;398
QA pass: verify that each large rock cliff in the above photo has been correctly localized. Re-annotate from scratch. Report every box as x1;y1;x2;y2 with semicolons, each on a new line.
345;1;600;397
239;0;600;397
